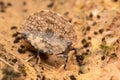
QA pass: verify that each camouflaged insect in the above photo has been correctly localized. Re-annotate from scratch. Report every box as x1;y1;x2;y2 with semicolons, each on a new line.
21;10;77;55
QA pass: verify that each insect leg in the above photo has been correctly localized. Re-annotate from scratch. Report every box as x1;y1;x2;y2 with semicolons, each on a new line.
63;47;78;69
35;50;41;64
63;54;68;69
70;47;78;54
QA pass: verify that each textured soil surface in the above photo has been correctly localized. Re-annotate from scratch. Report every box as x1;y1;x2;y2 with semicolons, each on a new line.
0;0;120;80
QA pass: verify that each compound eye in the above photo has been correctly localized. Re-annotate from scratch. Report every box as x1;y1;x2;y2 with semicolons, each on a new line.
22;33;28;39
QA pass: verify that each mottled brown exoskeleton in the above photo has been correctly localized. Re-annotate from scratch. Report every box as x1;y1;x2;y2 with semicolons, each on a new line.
20;10;77;68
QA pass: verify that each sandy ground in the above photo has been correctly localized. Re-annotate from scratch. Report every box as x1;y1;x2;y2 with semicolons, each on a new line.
0;0;120;80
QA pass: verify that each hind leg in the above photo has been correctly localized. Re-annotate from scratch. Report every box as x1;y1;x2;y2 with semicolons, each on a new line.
24;55;34;62
63;47;78;69
25;50;42;65
58;47;78;71
63;54;68;69
35;50;43;64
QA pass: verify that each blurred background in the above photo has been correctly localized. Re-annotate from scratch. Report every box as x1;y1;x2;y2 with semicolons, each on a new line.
0;0;120;80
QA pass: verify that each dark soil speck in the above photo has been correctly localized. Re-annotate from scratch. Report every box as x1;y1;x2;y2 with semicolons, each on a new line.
18;48;26;54
70;75;76;80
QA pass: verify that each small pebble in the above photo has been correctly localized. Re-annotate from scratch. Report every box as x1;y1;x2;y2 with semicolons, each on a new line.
88;36;91;40
97;15;100;19
42;75;45;80
92;22;97;26
86;26;90;31
94;31;98;35
47;1;54;8
83;42;90;48
69;19;72;23
83;52;88;55
79;70;84;74
102;37;105;42
18;48;26;54
64;12;69;16
7;2;12;6
20;45;25;49
112;0;118;2
13;37;21;43
12;32;20;37
23;1;26;6
101;56;105;60
0;9;5;13
70;75;76;80
0;1;4;6
23;9;27;12
12;59;18;63
99;29;104;34
76;55;84;61
86;49;90;52
11;26;17;30
89;13;93;18
81;39;87;44
110;53;117;58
